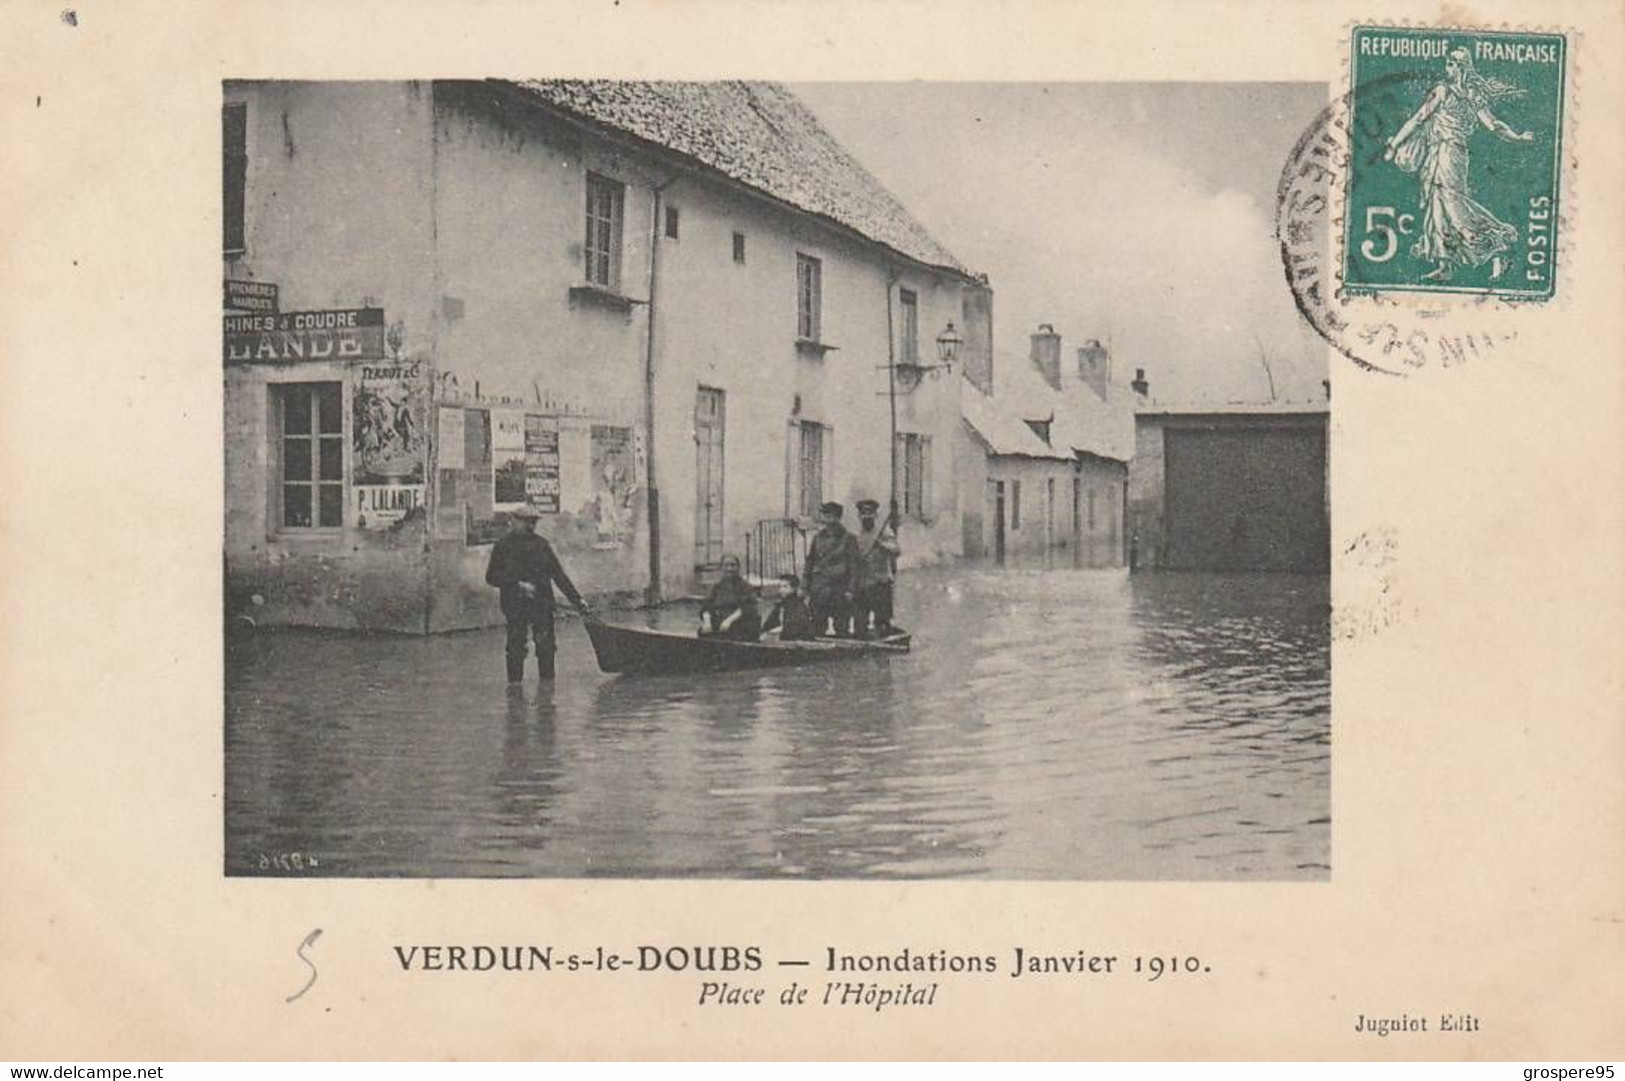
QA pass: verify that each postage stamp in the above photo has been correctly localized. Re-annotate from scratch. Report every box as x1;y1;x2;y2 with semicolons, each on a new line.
1342;27;1566;300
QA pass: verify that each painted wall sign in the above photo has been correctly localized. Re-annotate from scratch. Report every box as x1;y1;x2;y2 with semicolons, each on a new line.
354;484;424;528
525;415;561;514
491;409;527;511
354;361;426;489
436;407;465;470
224;308;385;363
224;279;279;313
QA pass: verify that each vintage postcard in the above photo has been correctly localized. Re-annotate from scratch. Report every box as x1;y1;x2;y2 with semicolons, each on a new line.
2;0;1622;1062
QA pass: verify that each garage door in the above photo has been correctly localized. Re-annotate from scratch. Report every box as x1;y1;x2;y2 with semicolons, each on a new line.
1163;426;1328;572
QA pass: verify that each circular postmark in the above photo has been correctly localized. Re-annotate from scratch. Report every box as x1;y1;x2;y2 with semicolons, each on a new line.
1276;70;1530;377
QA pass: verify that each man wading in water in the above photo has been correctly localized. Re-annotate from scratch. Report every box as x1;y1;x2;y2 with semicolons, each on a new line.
485;507;591;683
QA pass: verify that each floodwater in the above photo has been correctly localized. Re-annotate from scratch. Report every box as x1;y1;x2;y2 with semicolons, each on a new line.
225;565;1330;880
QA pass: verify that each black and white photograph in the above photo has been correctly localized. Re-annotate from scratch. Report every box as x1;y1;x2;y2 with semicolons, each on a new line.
223;80;1331;880
7;0;1623;1063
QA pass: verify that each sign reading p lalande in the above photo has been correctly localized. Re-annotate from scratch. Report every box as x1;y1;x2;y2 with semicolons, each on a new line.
224;308;385;363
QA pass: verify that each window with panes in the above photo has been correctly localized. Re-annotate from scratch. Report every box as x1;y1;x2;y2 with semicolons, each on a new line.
584;173;624;288
796;254;822;340
278;383;344;529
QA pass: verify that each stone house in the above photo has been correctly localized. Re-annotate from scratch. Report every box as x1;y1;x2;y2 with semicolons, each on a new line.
223;81;989;631
958;325;1134;564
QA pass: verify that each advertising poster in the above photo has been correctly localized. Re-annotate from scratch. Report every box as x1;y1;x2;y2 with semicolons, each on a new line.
524;414;560;514
436;406;465;471
353;361;426;486
490;408;527;511
352;361;427;529
590;423;637;546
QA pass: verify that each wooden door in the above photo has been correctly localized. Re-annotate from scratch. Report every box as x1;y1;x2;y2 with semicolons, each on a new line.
694;387;725;568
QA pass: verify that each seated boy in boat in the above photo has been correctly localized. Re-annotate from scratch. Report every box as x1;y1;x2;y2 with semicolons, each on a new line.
698;554;761;641
762;574;816;641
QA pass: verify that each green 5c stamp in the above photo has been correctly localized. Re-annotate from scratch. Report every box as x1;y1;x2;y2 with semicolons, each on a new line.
1344;27;1566;299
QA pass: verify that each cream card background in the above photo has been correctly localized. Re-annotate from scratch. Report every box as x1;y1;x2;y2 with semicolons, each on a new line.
2;0;1621;1060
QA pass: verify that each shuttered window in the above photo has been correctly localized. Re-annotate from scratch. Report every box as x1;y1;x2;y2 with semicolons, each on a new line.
223;103;247;253
894;432;933;521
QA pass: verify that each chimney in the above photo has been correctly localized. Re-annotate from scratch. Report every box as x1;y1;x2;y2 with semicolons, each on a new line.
1131;368;1150;398
1077;339;1111;401
1030;323;1062;391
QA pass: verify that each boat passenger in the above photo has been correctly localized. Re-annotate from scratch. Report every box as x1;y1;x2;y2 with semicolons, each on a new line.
853;497;901;639
762;574;816;641
698;554;761;641
805;501;860;637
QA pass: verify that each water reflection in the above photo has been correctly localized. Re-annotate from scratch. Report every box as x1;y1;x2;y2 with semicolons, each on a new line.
225;565;1329;879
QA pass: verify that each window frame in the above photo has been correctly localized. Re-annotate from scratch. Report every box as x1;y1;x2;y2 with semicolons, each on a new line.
898;288;919;365
1011;479;1023;530
583;172;626;290
732;231;747;265
664;204;680;241
796;253;822;341
274;381;345;532
894;431;934;522
796;419;830;520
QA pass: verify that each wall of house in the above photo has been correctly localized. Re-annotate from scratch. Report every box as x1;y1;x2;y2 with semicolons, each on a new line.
956;422;989;558
223;81;440;631
975;454;1127;566
1127;415;1166;570
429;84;966;613
224;81;975;631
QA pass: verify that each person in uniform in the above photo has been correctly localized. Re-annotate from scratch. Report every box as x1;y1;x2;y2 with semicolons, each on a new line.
804;501;859;637
852;497;901;639
485;507;590;683
698;553;761;641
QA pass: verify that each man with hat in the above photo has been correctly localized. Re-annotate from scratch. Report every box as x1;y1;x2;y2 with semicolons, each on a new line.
804;500;860;637
853;497;901;639
485;506;591;683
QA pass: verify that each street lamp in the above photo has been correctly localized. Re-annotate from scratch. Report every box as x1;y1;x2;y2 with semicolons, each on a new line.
935;321;963;370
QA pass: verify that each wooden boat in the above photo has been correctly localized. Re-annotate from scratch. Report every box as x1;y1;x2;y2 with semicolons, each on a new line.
582;615;911;675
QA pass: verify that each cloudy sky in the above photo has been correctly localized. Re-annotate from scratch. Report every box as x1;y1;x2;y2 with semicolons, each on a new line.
790;82;1329;405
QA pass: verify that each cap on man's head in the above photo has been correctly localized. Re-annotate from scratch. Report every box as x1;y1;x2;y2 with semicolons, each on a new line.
818;501;844;518
855;498;880;514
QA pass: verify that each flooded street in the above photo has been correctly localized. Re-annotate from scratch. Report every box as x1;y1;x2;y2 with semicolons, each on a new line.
225;565;1329;880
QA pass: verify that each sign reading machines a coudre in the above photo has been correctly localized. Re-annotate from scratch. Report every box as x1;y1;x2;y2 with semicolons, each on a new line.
224;308;385;363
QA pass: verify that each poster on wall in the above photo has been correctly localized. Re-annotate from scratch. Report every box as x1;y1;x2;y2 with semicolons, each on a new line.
590;424;637;547
436;406;465;471
491;409;527;511
353;361;427;528
524;415;560;514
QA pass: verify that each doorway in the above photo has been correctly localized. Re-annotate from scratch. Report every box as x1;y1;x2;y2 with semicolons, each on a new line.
694;386;725;569
991;480;1006;565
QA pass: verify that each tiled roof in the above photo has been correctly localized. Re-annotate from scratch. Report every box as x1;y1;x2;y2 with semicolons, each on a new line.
506;80;970;276
960;378;1073;461
989;353;1136;463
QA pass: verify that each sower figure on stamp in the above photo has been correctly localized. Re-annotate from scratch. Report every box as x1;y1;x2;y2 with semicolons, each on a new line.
853;497;901;639
485;507;591;683
804;501;860;638
1383;46;1534;282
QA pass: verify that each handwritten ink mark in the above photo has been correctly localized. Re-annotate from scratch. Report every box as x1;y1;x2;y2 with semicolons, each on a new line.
286;928;323;1004
60;9;77;26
